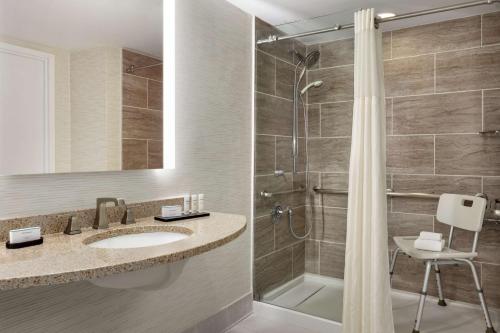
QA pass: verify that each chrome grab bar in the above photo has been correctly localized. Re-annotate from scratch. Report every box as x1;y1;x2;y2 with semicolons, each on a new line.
313;187;440;199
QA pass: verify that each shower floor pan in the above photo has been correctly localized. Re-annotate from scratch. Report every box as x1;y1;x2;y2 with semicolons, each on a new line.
261;273;500;333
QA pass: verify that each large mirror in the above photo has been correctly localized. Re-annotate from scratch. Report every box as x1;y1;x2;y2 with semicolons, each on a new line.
0;0;164;175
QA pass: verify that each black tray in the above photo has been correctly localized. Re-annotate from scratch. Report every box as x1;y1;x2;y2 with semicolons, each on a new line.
154;212;210;222
6;237;44;249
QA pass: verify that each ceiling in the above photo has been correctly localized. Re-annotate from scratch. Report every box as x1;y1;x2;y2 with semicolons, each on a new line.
226;0;500;44
0;0;163;57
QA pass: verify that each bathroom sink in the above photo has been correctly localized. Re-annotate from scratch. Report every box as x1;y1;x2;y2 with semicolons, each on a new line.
84;226;192;249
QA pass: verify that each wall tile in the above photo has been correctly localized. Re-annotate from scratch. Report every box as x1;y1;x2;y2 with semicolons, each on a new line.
308;138;351;173
393;92;482;134
482;12;500;46
384;55;435;97
255;18;294;63
308;206;347;243
276;59;294;100
255;190;305;218
383;32;391;60
436;45;500;92
122;49;161;73
122;139;147;170
386;98;393;135
147;140;163;169
321;101;353;137
387;136;434;174
148;80;163;111
133;64;162;81
255;93;293;136
255;173;293;197
122;107;163;140
320;173;349;208
392;16;481;58
305;239;319;274
319;242;345;279
476;222;500;265
254;246;293;296
308;66;354;104
276;137;293;172
254;216;275;259
255;135;275;175
482;263;500;308
391;175;481;215
256;51;276;95
123;74;148;108
484;89;500;132
319;38;354;68
293;241;306;277
299;104;320;137
438;262;482;305
392;254;427;294
435;135;500;176
387;213;434;249
276;206;305;249
276;137;305;173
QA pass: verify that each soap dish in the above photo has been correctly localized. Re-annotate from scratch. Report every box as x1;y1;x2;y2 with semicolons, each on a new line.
6;237;44;249
154;212;210;222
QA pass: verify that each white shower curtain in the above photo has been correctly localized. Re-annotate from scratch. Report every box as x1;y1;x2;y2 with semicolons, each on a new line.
342;9;395;333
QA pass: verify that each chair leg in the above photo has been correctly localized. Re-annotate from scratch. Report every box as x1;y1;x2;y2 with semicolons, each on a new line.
390;248;400;286
460;259;497;333
413;261;432;333
434;263;447;306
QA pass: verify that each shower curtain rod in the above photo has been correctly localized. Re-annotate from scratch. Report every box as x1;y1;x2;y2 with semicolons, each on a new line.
256;0;499;44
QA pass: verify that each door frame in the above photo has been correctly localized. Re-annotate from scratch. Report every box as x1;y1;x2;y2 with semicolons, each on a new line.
0;41;55;173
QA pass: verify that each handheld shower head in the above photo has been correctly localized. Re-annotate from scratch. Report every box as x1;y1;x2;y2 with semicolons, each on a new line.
300;80;323;95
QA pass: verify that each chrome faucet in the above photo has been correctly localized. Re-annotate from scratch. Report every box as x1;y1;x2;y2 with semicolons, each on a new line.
93;198;119;229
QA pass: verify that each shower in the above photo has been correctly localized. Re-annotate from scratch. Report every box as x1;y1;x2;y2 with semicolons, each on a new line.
288;50;323;240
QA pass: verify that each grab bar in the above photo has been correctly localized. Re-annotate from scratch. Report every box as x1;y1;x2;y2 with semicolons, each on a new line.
313;187;440;199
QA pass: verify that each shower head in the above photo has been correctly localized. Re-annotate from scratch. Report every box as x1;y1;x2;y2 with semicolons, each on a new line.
297;50;321;84
300;80;323;95
304;50;320;68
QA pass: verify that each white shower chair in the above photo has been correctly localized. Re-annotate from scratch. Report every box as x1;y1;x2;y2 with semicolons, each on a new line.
389;193;496;333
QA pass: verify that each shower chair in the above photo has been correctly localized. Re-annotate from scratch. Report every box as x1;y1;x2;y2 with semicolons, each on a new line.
389;193;497;333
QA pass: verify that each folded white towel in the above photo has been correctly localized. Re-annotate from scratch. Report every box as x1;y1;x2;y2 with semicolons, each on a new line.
414;239;445;252
419;231;443;241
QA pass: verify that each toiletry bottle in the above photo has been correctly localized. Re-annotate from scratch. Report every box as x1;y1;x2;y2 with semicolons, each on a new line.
184;195;191;215
191;194;198;213
198;194;204;212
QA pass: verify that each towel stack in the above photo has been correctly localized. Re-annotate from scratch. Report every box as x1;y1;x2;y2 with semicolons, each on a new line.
414;231;445;252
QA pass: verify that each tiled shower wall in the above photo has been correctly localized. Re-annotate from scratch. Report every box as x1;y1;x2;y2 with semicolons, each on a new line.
122;49;163;170
305;11;500;307
253;19;309;298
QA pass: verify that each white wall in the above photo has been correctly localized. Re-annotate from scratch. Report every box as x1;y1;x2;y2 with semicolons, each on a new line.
0;0;253;331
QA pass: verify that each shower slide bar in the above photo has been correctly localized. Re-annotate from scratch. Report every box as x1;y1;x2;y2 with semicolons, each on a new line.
256;0;499;44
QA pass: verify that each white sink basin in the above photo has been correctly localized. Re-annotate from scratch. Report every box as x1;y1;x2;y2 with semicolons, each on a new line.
87;231;189;249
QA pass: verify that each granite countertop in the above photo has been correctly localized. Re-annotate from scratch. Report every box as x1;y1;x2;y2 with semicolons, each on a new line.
0;212;246;290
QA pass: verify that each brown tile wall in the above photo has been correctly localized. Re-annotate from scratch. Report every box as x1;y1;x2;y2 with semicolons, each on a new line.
122;50;163;170
303;12;500;306
253;19;308;299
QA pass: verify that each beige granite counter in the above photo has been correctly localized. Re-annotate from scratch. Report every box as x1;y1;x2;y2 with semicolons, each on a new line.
0;212;246;290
